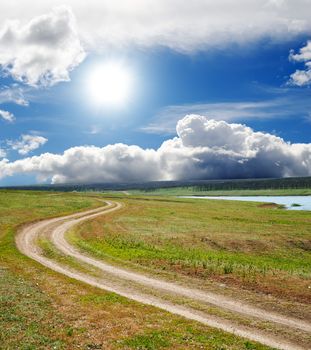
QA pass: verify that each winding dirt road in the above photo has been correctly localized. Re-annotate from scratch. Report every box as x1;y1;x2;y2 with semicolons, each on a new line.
16;201;311;350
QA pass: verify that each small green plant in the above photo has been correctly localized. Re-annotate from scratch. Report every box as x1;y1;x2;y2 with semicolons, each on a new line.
223;263;234;274
245;341;257;349
66;327;74;336
120;331;170;349
79;292;128;305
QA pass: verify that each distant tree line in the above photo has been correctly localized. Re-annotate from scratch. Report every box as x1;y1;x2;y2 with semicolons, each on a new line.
1;176;311;192
192;177;311;192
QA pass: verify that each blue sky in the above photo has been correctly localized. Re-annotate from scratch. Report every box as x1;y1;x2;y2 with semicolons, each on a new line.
1;1;311;185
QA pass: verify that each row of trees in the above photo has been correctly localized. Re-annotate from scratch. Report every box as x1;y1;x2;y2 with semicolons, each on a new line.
193;177;311;191
2;176;311;192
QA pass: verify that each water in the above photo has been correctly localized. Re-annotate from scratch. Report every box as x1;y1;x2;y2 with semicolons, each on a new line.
181;196;311;211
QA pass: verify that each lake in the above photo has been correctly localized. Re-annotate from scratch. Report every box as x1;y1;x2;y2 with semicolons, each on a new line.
181;196;311;211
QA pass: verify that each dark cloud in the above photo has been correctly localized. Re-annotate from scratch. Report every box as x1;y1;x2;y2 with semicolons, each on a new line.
1;115;311;183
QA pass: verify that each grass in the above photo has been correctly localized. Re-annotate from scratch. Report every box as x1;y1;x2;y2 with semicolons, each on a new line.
70;196;311;302
0;190;274;349
116;324;270;350
37;237;103;278
118;330;171;349
79;292;130;305
0;267;65;350
0;190;101;349
128;187;311;196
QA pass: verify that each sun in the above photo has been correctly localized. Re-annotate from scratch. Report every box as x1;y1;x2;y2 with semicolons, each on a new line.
88;62;132;106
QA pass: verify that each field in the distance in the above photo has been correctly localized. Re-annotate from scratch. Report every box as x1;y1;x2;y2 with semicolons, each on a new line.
1;190;275;350
128;187;311;196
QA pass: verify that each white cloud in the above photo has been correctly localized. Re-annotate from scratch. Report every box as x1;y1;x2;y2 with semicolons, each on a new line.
289;41;311;86
0;6;85;86
0;1;311;53
290;41;311;62
0;115;310;183
86;125;102;135
290;67;311;86
0;109;15;122
0;149;6;158
7;134;48;155
141;97;311;134
0;85;29;106
1;1;311;89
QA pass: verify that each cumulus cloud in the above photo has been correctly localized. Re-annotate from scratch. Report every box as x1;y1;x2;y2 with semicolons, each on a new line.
0;1;311;53
0;1;310;90
141;97;311;135
289;41;311;86
0;109;15;123
0;6;85;86
0;144;161;183
7;134;48;155
0;115;310;183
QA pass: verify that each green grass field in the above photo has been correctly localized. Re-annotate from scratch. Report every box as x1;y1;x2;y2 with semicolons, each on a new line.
0;191;100;349
70;196;311;303
0;190;273;350
128;187;311;196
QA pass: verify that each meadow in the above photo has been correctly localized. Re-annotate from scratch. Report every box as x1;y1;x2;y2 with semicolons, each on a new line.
129;187;311;196
0;190;273;350
70;195;311;303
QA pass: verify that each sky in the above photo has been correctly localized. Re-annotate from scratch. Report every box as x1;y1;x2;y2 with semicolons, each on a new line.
0;0;311;185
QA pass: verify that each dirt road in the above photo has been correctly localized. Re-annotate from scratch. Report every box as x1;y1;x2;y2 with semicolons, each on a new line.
16;201;310;350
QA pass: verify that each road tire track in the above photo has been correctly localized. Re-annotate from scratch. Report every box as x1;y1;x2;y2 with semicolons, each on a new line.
16;201;310;350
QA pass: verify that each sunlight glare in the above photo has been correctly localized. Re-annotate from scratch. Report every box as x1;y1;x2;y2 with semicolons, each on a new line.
88;62;132;106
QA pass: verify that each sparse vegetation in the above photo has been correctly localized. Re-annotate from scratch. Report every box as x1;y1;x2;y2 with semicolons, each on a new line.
129;187;311;196
70;196;311;302
0;191;102;349
0;190;274;349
